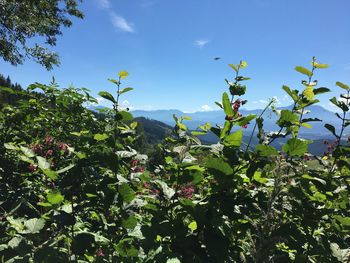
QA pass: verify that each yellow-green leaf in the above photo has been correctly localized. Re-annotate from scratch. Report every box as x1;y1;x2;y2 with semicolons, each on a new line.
303;86;314;100
188;221;197;231
118;70;129;79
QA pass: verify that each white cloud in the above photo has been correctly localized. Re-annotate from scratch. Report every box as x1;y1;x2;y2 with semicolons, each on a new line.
258;99;268;104
194;40;210;48
200;104;214;112
96;97;106;104
110;12;134;32
96;0;134;33
97;0;111;9
272;96;281;105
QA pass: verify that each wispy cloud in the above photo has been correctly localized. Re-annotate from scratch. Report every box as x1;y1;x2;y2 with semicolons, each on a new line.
200;104;214;112
96;0;134;33
110;12;134;32
97;0;111;9
194;40;210;48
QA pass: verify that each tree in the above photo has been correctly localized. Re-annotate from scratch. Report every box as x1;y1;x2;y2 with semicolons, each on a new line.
0;0;83;70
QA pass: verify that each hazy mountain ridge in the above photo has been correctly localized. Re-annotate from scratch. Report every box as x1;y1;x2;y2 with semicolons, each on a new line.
132;105;344;138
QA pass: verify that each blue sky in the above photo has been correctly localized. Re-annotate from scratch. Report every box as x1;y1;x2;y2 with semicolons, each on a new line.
1;0;350;112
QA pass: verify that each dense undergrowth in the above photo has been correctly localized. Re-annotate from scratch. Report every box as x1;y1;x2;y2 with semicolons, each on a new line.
0;59;350;262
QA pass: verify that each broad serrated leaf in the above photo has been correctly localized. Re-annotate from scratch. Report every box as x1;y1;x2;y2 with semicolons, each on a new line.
118;183;136;203
223;130;242;147
122;215;137;229
256;144;278;156
47;191;64;205
282;138;309;156
23;218;45;234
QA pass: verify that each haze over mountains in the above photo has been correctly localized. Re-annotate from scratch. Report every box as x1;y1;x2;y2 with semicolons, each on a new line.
131;105;345;139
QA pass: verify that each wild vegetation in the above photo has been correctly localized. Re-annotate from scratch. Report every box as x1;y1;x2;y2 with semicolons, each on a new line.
0;59;350;262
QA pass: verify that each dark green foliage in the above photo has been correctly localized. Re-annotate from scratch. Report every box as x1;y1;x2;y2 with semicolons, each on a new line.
1;61;350;262
0;0;83;69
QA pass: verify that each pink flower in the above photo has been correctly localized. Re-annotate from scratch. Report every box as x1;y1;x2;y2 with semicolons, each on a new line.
96;248;104;257
58;142;68;152
242;124;248;129
28;164;38;172
46;149;54;157
44;136;54;145
131;159;139;167
135;166;144;173
178;183;195;199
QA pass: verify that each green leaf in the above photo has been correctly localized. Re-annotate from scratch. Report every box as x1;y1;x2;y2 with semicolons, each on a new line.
312;62;329;69
94;133;109;141
295;66;313;77
118;87;133;95
98;91;116;103
336;81;349;91
222;92;234;116
256;144;278;156
36;156;50;170
118;183;136;203
235;114;256;126
43;169;58;180
116;111;133;121
228;63;238;73
240;60;248;68
206;158;233;176
56;164;75;174
114;238;138;257
313;87;330;95
8;236;23;249
253;171;268;184
282;138;309;157
191;131;207;136
277;110;299;127
282;85;299;102
155;180;175;200
220;121;231;139
47;191;64;205
223;130;242;147
130;121;138;129
20;146;35;157
4;143;18;150
118;70;129;79
303;86;314;100
324;124;338;138
188;221;197;231
167;258;181;263
122;215;137;229
23;218;45;234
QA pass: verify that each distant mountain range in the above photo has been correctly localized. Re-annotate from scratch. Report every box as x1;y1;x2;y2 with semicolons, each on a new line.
89;105;347;155
131;105;346;139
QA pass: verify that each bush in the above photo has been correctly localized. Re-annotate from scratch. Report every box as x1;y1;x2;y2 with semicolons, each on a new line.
0;59;349;262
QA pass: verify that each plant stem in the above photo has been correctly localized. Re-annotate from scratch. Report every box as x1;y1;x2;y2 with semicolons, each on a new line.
245;100;273;154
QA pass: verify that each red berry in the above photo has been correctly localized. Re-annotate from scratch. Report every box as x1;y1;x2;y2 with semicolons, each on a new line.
242;124;248;129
